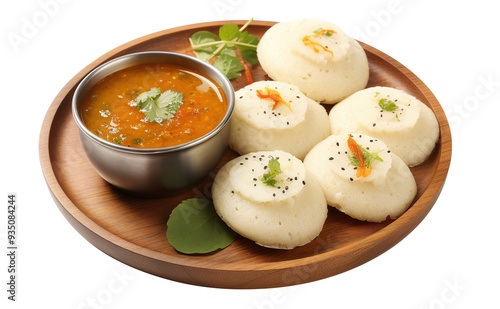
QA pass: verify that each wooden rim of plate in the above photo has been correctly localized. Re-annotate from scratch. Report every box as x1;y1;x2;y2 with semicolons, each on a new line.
39;20;452;289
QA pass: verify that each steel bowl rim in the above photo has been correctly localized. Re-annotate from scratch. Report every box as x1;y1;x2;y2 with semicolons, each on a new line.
71;51;235;154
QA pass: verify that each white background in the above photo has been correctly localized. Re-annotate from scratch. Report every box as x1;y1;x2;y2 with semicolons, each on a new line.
1;0;499;308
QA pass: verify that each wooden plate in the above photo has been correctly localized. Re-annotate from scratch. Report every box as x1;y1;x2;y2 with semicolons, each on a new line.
39;20;452;289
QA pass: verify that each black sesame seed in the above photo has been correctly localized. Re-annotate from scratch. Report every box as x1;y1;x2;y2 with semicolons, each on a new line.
239;96;243;99
285;186;289;190
336;142;340;146
253;178;257;181
254;184;256;187
302;180;306;185
295;177;298;180
287;122;289;125
372;123;376;127
273;193;276;197
296;95;300;98
341;167;345;171
282;190;285;194
350;178;353;181
277;186;281;189
264;166;268;169
370;139;374;142
245;157;248;160
387;150;391;153
329;157;334;160
240;163;244;165
231;191;234;193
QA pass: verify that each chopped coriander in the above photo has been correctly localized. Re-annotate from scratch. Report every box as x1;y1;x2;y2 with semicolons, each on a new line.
378;98;398;112
260;156;282;187
131;88;183;123
348;143;383;169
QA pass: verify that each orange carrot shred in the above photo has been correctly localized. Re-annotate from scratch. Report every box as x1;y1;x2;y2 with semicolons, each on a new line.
302;29;336;57
256;87;292;111
347;135;371;178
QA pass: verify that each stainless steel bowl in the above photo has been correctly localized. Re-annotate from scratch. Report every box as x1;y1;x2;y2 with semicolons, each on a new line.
72;51;235;197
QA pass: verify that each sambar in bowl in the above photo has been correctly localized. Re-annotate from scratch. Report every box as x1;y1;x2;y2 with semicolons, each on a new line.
72;51;235;197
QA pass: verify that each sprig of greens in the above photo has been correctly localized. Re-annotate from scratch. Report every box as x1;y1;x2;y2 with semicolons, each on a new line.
130;88;183;123
260;156;282;187
189;18;259;82
348;145;384;169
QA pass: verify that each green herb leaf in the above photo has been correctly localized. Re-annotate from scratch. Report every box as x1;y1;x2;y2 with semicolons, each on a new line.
260;156;282;187
132;88;183;123
213;54;244;80
349;144;383;168
166;198;238;254
237;31;259;65
219;24;240;41
189;31;220;62
378;98;398;111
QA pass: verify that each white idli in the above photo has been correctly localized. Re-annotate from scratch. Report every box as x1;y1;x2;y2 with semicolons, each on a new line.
257;18;369;104
212;150;328;249
229;80;330;160
304;134;417;222
329;86;439;166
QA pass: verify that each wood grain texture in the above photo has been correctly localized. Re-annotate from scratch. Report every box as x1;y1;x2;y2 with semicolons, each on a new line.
39;20;452;289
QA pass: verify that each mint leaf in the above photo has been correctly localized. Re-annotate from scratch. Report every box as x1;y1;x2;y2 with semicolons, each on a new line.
219;24;240;41
260;157;282;187
378;98;398;111
237;31;259;65
213;54;244;80
189;31;220;62
166;198;238;254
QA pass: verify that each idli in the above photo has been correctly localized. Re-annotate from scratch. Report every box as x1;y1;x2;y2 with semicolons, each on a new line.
329;86;439;166
230;80;330;160
257;18;369;104
212;150;328;249
304;133;417;222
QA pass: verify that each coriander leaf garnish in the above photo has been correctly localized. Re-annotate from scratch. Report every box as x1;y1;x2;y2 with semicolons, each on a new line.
131;88;183;123
260;156;282;187
167;198;238;254
378;98;398;111
189;18;259;84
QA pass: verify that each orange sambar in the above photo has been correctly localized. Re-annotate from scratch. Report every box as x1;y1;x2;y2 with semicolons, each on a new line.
81;63;227;148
